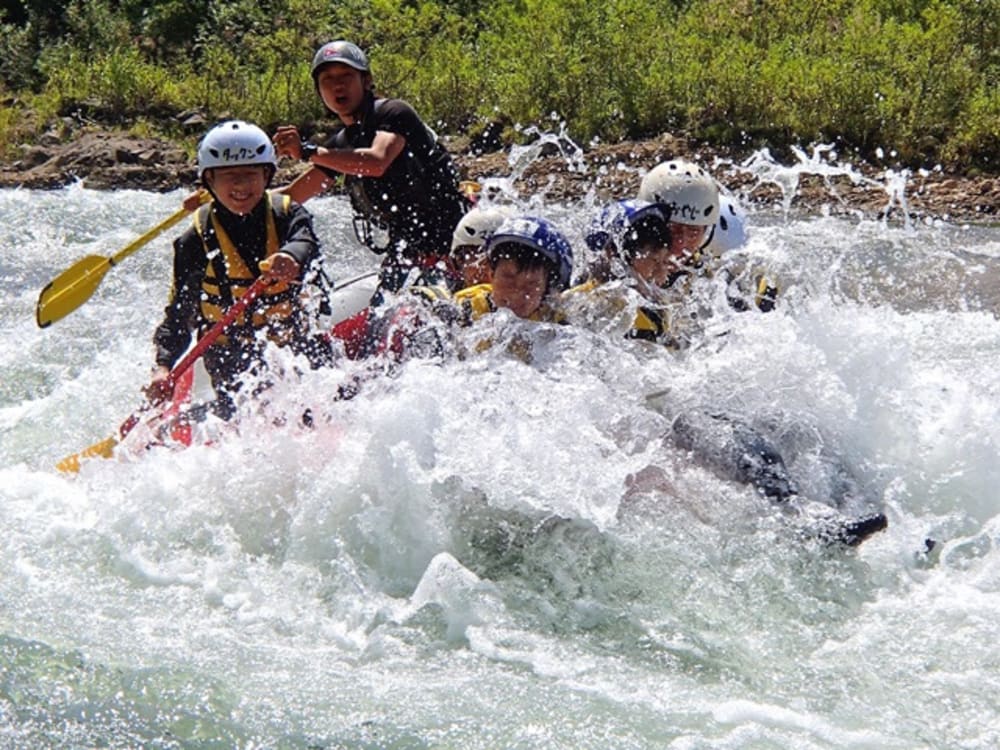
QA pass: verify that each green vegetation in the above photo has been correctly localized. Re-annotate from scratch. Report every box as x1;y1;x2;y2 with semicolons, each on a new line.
2;0;998;170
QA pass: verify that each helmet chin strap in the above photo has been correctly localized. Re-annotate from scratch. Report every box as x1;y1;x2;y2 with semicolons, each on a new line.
698;224;716;253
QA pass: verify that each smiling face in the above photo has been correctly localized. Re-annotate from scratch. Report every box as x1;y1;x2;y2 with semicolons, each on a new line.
490;258;548;319
315;63;371;121
203;165;269;215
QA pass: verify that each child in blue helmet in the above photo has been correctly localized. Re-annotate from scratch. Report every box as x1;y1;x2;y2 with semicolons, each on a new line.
563;199;687;346
325;215;575;391
453;215;574;323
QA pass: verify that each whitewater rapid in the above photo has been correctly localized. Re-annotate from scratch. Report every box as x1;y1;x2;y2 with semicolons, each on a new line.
1;175;999;748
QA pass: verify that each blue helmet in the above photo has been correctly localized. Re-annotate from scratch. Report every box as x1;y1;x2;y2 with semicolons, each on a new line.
486;215;574;292
584;199;668;256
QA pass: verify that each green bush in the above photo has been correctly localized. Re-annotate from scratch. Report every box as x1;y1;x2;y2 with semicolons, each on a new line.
42;46;183;119
0;0;998;170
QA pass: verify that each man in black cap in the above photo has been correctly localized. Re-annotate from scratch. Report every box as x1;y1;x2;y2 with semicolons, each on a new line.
273;40;469;301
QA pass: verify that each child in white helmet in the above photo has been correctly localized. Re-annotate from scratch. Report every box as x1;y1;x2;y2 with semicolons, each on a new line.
449;205;512;288
639;159;776;314
147;120;332;419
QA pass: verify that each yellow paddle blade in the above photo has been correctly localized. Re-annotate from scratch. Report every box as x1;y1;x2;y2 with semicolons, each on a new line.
36;255;112;328
56;435;119;474
36;204;196;328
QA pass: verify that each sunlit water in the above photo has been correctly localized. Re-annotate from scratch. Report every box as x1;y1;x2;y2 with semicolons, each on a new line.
2;156;1000;749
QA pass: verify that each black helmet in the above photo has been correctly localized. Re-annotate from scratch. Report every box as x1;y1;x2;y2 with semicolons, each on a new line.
311;41;370;81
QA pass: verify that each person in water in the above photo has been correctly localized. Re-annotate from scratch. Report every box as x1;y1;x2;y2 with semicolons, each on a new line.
449;205;512;288
568;194;885;545
638;159;777;318
147;120;332;419
272;40;470;300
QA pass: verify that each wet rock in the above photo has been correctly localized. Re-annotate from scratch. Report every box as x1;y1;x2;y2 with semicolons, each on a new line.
18;145;52;169
1;126;998;223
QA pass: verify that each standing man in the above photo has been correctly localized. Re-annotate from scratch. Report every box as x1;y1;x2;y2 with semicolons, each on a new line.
273;40;469;300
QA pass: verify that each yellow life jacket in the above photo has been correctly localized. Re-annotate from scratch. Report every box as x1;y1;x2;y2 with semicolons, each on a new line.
754;272;778;312
453;283;496;323
452;283;564;360
195;192;299;345
453;283;560;324
565;278;676;347
627;306;671;343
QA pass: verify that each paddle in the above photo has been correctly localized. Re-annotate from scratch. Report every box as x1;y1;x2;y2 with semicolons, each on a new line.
36;193;210;328
57;273;272;473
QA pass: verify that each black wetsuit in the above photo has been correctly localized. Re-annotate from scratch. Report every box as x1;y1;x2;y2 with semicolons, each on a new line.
320;92;468;297
153;197;331;417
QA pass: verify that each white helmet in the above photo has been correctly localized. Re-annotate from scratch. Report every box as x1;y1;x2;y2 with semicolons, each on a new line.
638;159;719;227
450;206;512;255
705;193;749;255
197;120;277;179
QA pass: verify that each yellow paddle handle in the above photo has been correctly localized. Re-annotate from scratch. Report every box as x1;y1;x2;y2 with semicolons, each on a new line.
109;190;211;266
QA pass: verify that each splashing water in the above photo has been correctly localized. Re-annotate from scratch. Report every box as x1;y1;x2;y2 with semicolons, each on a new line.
734;144;920;230
2;143;1000;748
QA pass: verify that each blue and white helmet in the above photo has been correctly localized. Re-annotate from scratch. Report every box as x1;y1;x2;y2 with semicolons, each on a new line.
486;215;574;292
705;193;749;255
584;199;668;255
197;120;276;179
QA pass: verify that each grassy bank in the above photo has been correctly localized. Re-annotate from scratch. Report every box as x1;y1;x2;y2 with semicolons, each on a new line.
2;0;999;172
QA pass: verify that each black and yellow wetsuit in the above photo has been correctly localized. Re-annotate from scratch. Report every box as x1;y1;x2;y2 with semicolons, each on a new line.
153;192;331;415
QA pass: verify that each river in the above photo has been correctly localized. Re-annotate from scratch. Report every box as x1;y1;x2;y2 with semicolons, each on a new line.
1;166;999;748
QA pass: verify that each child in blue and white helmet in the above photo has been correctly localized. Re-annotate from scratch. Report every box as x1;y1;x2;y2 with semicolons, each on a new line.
454;215;574;321
563;199;680;346
582;199;672;287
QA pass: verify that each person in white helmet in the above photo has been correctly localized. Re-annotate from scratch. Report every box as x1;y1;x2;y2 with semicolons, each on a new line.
639;158;776;314
636;160;885;546
148;120;332;419
449;205;512;288
273;40;470;301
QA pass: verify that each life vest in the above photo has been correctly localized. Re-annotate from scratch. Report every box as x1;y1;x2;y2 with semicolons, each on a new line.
627;306;671;344
565;279;677;347
453;283;496;323
195;193;299;346
754;273;778;312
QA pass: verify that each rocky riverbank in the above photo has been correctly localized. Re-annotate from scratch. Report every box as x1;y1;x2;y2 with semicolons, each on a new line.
2;126;998;224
